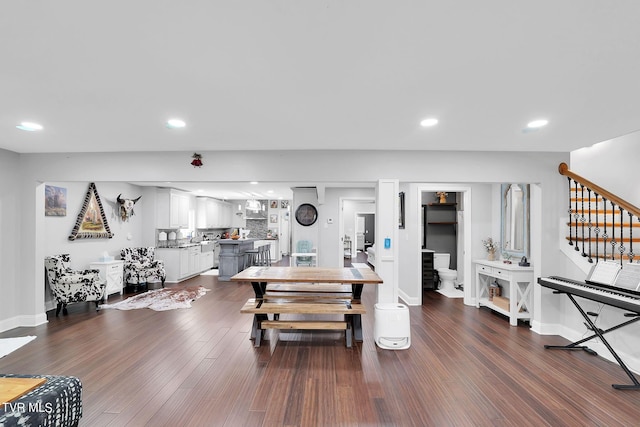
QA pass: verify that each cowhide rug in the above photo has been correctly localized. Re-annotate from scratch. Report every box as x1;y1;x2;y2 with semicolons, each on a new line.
100;286;209;311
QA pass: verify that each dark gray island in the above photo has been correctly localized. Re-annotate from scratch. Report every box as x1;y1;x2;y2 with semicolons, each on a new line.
218;238;259;281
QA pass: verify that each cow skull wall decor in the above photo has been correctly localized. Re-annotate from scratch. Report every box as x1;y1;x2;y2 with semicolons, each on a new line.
117;194;141;221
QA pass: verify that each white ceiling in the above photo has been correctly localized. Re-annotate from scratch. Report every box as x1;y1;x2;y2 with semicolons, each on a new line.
3;0;640;199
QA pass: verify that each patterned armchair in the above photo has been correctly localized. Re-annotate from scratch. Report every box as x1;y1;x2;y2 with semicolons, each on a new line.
44;254;106;316
120;247;166;291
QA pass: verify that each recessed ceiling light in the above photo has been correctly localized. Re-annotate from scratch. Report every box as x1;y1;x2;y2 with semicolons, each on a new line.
250;181;259;185
420;118;438;127
166;119;186;129
526;119;548;129
16;122;43;131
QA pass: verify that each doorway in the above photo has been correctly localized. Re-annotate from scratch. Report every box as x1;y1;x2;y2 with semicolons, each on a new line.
416;185;472;306
340;198;376;267
357;213;375;252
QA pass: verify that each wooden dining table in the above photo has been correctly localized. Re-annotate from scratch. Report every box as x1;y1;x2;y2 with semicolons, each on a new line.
231;266;383;343
231;266;382;299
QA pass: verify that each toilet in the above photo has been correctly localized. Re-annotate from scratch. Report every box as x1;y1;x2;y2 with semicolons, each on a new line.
434;253;457;292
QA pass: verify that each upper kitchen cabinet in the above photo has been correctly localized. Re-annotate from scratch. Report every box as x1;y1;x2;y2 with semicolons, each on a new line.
157;188;191;229
196;197;232;229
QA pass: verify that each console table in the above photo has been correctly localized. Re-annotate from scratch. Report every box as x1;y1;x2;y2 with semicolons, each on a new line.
474;259;533;326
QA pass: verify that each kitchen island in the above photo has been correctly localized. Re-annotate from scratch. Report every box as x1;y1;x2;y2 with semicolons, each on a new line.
218;238;259;281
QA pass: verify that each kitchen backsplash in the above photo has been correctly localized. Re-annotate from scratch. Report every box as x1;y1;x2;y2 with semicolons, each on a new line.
246;219;271;238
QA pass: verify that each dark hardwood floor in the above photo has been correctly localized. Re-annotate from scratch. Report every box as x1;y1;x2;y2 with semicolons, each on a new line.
2;252;640;426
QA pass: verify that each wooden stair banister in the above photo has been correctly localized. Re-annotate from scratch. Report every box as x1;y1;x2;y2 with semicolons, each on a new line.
559;162;640;218
559;162;640;264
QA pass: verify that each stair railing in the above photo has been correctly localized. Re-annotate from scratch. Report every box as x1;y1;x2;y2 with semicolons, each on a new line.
558;162;640;265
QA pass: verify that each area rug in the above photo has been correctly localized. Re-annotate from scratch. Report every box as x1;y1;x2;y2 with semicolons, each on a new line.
100;286;210;311
200;269;219;276
0;336;36;359
436;288;464;298
352;263;372;270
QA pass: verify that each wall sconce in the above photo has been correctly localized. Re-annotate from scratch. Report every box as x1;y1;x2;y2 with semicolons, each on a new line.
191;153;203;168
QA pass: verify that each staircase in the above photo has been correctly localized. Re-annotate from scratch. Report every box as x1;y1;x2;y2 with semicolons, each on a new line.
558;163;640;275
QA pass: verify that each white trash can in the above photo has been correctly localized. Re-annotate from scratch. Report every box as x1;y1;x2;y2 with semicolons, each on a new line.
374;303;411;350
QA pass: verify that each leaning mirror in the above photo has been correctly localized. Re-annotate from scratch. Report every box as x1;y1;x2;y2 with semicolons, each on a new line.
501;183;530;259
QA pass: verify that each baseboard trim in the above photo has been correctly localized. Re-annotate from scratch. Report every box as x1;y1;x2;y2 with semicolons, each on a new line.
399;289;420;306
0;313;48;334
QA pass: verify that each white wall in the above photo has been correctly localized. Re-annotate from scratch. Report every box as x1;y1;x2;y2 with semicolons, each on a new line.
43;182;146;269
571;135;640;206
4;149;569;333
0;149;21;332
291;188;319;263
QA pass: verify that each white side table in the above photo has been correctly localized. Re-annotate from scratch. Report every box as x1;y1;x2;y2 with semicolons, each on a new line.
90;260;124;298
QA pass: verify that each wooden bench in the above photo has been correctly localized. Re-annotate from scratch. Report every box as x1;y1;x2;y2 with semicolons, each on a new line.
241;298;367;347
264;283;353;301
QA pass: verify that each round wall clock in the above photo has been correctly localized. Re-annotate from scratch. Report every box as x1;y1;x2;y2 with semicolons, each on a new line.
295;203;318;226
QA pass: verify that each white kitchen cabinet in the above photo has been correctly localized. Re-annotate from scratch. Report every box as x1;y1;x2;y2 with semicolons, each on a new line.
200;251;214;271
179;248;189;278
157;245;204;283
219;201;232;227
189;246;200;275
89;260;124;298
157;188;191;229
196;197;232;228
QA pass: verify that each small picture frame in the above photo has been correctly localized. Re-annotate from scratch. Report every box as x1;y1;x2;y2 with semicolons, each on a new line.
270;214;278;223
270;200;278;209
281;200;290;209
45;185;67;216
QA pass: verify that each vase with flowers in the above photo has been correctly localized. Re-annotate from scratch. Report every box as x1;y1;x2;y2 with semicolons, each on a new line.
482;237;499;261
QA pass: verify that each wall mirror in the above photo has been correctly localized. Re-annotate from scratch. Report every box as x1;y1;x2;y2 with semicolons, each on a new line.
501;183;530;259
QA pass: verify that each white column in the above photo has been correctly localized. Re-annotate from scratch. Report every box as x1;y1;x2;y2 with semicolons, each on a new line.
375;179;399;303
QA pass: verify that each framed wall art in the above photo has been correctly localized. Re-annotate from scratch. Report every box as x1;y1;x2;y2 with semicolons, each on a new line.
68;182;113;240
45;185;67;216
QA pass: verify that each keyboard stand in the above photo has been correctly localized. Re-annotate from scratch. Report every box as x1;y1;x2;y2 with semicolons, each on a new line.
544;292;640;390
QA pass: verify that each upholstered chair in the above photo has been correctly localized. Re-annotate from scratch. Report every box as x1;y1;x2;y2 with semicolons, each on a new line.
120;247;166;292
44;254;106;316
295;240;314;266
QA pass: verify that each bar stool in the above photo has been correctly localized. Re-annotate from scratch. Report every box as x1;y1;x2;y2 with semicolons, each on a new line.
244;248;260;268
259;244;272;266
